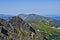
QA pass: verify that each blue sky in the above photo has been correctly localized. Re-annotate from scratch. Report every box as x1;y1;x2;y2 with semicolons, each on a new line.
0;0;60;16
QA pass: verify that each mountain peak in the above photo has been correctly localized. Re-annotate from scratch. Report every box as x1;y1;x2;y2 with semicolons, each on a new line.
9;16;23;23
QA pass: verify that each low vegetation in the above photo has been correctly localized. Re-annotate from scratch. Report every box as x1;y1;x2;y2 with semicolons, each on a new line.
28;21;60;40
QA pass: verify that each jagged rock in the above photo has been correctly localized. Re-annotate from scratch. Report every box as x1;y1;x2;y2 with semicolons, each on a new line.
0;18;8;27
9;16;23;30
29;26;36;34
9;16;36;33
1;27;8;36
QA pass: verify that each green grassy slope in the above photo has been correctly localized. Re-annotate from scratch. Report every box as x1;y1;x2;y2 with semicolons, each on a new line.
28;21;60;40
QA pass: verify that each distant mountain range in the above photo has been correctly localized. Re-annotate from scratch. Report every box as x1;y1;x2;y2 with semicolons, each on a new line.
0;14;12;20
0;14;60;27
18;14;60;27
18;14;56;21
50;16;60;20
0;14;60;20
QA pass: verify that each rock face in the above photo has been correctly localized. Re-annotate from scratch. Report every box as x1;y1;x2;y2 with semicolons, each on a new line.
1;28;9;36
9;16;36;34
0;16;48;40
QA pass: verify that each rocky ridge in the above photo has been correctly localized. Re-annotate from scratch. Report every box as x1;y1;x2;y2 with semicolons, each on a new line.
0;16;47;40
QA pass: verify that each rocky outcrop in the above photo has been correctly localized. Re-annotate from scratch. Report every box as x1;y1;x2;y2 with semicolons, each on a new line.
9;16;36;33
1;28;8;36
0;16;48;40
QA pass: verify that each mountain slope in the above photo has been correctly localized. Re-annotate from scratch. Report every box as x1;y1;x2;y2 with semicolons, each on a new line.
18;14;46;21
18;14;60;27
28;21;60;40
0;16;46;40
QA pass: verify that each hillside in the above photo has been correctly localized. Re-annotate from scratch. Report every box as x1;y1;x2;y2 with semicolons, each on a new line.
18;14;60;28
28;21;60;40
0;14;60;40
0;16;46;40
18;14;60;40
